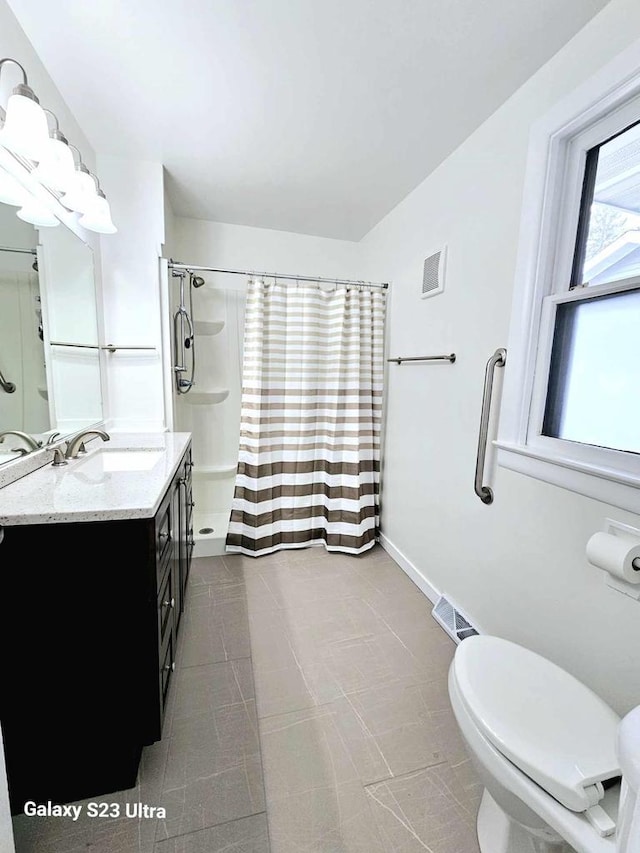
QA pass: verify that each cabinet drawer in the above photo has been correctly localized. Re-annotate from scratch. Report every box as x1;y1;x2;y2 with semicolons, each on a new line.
160;632;175;714
157;566;175;648
155;495;172;582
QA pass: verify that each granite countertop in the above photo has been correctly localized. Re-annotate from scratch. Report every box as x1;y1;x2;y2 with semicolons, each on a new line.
0;432;191;526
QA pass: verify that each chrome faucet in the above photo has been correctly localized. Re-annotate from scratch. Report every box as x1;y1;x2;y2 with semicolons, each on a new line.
65;429;110;460
0;430;41;452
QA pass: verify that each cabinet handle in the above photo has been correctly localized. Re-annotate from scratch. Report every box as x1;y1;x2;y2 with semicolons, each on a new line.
163;597;176;609
179;477;187;486
163;661;176;672
189;501;195;508
159;532;171;542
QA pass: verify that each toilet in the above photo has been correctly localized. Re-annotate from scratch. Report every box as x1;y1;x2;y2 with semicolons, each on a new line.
448;635;640;853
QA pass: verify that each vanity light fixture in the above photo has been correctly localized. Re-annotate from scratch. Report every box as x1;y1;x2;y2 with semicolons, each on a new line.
0;56;117;234
0;165;31;206
60;158;98;214
16;196;59;227
78;186;117;234
32;110;76;192
0;58;49;162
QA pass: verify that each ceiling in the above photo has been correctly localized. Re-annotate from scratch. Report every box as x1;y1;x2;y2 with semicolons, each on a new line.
7;0;610;240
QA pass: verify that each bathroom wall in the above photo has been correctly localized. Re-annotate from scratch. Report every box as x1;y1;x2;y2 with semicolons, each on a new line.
98;156;167;432
360;0;640;715
169;217;363;278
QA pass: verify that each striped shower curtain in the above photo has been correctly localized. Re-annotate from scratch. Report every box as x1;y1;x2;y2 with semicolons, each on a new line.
226;278;386;556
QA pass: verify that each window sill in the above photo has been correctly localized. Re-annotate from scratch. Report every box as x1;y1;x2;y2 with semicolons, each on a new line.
495;440;640;514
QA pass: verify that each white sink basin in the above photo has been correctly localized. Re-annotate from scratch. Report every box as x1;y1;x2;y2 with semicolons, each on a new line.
74;448;165;474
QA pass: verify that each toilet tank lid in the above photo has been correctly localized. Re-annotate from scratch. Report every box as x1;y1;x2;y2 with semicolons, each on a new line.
452;635;621;813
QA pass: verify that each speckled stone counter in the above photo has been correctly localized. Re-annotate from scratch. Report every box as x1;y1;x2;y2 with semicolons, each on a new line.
0;432;191;526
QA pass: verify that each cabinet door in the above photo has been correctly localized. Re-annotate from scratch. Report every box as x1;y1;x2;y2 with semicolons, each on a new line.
169;476;183;624
180;453;194;610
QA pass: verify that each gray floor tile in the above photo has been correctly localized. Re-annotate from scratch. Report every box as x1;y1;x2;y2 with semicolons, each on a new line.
180;599;250;667
170;660;254;736
331;678;456;784
268;780;385;853
260;707;385;853
189;556;246;587
258;562;379;611
300;629;428;699
253;661;317;719
155;754;265;841
260;706;360;795
154;813;270;852
365;764;480;853
165;701;261;786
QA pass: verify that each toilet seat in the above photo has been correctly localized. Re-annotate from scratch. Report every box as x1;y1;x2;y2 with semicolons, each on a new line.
453;636;621;816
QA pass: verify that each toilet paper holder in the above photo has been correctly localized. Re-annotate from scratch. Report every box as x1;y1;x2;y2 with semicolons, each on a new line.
588;519;640;600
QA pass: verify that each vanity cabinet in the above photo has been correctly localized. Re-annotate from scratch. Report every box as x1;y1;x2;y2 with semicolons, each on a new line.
0;443;193;813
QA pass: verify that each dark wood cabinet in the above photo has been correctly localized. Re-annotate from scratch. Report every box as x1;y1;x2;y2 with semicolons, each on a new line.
0;442;193;813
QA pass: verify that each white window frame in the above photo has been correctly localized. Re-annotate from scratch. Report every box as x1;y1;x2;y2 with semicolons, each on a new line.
496;41;640;514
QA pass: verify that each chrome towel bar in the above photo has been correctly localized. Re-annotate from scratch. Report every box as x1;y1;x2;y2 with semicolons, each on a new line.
387;353;456;364
474;348;506;504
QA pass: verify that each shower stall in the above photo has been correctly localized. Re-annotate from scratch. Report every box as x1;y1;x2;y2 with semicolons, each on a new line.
167;262;245;556
165;259;389;557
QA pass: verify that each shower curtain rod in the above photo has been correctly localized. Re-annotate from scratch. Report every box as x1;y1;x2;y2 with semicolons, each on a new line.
168;261;389;290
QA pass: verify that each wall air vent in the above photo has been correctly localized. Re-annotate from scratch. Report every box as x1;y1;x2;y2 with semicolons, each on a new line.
421;247;447;299
432;594;480;644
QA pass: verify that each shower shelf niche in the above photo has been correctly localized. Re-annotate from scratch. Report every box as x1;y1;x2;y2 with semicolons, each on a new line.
183;389;229;405
194;320;224;336
193;463;237;479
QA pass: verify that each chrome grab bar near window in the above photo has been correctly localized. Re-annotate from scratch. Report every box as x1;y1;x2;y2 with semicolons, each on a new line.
474;348;507;505
0;365;16;394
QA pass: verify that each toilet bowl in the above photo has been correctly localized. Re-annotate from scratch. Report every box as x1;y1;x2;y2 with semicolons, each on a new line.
448;635;640;853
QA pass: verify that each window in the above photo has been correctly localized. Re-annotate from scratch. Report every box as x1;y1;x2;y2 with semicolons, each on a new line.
543;121;640;455
497;50;640;514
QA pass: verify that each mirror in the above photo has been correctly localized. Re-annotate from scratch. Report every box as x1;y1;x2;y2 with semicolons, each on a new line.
0;200;103;463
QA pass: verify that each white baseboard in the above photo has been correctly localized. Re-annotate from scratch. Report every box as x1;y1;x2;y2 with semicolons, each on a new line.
378;532;440;605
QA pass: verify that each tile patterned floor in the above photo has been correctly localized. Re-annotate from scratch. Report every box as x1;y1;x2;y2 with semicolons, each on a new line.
11;545;482;853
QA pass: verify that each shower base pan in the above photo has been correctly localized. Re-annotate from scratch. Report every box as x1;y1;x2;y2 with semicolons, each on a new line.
193;510;230;558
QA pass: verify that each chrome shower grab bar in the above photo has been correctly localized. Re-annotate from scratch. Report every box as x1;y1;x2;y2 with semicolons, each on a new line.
474;347;507;505
0;365;15;394
173;306;195;393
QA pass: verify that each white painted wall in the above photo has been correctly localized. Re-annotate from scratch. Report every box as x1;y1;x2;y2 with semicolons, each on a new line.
361;0;640;715
98;156;167;432
169;217;363;279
